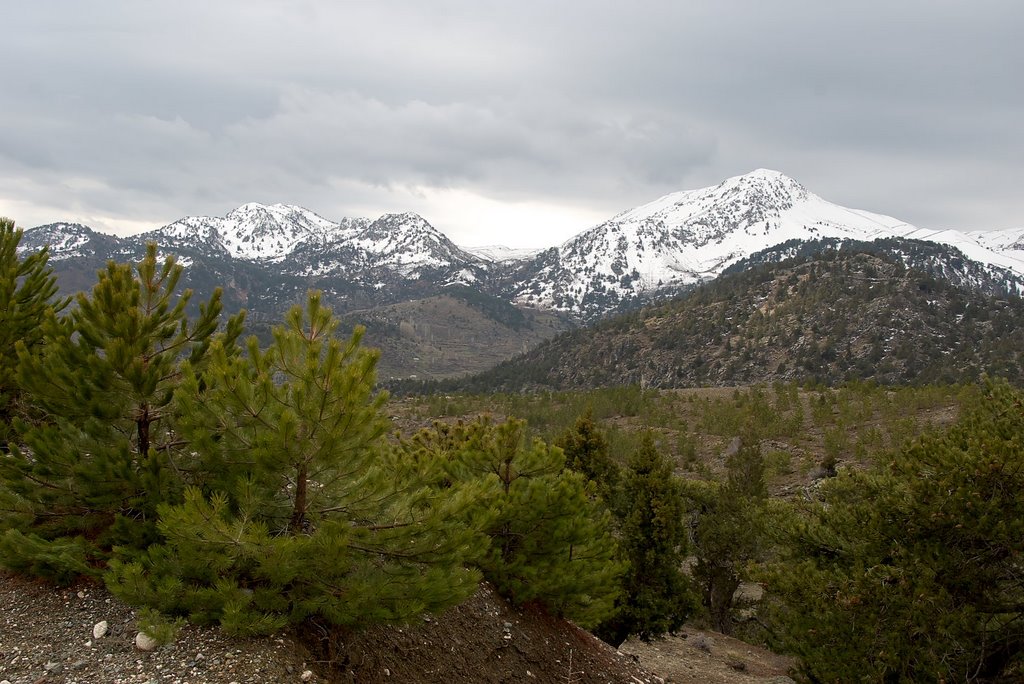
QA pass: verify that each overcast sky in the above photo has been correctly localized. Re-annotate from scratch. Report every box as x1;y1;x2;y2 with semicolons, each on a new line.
2;1;1022;248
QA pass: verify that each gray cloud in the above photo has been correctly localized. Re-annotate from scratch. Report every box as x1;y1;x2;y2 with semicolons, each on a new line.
1;0;1022;244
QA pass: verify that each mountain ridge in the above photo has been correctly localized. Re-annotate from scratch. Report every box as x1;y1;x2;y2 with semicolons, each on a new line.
500;169;1024;319
428;244;1024;394
16;169;1024;339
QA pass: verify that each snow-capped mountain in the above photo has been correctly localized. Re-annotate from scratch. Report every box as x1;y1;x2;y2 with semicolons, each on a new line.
133;204;485;282
18;171;1024;324
504;169;1024;319
19;203;494;314
968;227;1024;255
141;203;347;262
19;222;121;260
463;245;546;263
351;213;481;276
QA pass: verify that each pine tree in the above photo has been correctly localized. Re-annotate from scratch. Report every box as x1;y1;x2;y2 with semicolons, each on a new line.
405;416;623;628
555;409;620;502
107;293;483;635
684;436;768;634
597;434;696;646
762;378;1024;681
0;218;68;445
0;244;240;580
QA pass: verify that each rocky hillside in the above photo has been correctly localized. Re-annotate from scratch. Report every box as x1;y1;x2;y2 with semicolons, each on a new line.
328;287;573;381
6;570;793;684
441;245;1024;392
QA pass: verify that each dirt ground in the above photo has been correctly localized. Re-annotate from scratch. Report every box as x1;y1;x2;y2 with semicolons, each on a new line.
622;627;796;684
0;570;796;684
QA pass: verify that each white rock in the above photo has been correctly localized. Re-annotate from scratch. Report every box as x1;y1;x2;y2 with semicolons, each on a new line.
135;631;159;651
93;620;109;639
301;670;314;681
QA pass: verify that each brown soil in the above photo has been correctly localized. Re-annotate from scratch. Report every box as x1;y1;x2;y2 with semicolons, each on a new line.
1;570;796;684
622;627;796;684
299;583;657;683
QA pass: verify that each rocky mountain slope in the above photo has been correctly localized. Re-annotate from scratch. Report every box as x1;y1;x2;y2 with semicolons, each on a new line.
437;244;1024;393
20;206;492;315
500;169;1024;319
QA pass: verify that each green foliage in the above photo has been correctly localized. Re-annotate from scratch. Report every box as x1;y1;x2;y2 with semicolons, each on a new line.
597;434;696;646
0;244;239;578
136;606;186;646
108;293;483;635
402;417;624;628
761;378;1024;681
0;218;68;444
555;410;620;502
684;437;768;634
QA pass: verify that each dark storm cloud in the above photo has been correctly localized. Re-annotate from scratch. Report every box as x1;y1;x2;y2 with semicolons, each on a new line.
1;0;1021;242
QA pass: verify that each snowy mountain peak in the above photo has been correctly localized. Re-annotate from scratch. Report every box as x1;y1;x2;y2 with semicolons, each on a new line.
350;212;480;276
512;170;1024;319
718;168;809;201
18;222;121;261
147;203;338;262
19;222;90;252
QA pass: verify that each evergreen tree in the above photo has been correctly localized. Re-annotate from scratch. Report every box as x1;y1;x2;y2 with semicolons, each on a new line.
597;434;695;646
107;293;483;635
555;409;620;502
0;244;240;580
0;218;68;445
684;436;768;634
762;378;1024;681
404;417;623;628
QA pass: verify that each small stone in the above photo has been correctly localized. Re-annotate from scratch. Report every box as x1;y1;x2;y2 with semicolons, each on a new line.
94;620;110;639
77;590;86;598
44;661;64;674
135;631;159;651
301;670;314;681
384;667;391;676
